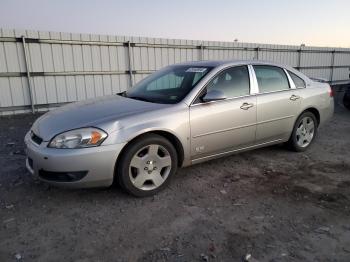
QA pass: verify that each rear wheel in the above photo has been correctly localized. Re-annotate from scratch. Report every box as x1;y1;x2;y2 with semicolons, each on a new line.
287;112;318;152
117;134;178;197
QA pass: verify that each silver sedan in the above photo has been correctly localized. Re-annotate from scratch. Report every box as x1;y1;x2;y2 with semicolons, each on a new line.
25;60;334;196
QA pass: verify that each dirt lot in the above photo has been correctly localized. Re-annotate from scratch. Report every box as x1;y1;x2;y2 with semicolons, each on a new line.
0;96;349;262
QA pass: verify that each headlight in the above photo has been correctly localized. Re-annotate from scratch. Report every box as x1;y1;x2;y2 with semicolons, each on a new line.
48;127;108;149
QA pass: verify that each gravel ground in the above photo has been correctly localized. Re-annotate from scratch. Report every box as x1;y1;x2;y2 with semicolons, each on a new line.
0;94;349;262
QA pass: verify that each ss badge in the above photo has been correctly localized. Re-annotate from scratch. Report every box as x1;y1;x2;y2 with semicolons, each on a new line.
195;145;205;153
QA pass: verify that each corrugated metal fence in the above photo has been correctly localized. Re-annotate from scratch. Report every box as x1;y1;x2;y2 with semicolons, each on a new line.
0;28;350;115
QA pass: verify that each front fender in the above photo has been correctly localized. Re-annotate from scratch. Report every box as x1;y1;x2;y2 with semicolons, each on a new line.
101;105;191;166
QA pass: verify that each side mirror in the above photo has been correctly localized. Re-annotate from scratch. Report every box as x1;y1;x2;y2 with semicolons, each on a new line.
202;89;227;102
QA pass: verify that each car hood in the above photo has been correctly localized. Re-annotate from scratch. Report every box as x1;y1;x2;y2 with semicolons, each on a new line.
31;95;168;141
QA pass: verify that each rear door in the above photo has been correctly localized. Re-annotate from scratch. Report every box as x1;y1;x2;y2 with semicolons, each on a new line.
253;65;301;144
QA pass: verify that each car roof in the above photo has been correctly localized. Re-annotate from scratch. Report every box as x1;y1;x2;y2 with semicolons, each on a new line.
175;59;289;68
175;59;309;82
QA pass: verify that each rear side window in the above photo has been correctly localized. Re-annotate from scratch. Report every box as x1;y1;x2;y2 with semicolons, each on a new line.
206;65;250;98
288;71;306;88
253;65;290;93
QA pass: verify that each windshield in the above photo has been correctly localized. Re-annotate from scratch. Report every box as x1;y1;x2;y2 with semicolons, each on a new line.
124;65;213;104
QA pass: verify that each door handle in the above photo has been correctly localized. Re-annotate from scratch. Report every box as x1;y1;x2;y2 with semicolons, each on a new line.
240;102;254;110
290;94;300;101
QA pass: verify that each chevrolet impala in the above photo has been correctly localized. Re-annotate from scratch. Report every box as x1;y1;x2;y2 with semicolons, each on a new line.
25;60;334;196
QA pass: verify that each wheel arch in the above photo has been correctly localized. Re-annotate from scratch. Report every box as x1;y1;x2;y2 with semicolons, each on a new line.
299;107;320;126
115;130;185;176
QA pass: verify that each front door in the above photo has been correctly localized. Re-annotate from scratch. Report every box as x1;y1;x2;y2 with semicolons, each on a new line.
190;65;257;160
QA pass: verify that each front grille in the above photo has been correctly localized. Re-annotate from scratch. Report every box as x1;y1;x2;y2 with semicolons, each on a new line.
31;131;43;145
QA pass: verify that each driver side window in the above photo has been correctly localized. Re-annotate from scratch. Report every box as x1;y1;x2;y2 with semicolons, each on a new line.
206;66;250;99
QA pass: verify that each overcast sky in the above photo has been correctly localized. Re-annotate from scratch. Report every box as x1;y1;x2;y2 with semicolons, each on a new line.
0;0;349;47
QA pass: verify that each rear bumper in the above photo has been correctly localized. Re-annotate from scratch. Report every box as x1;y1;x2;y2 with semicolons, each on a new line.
319;97;334;126
24;132;126;188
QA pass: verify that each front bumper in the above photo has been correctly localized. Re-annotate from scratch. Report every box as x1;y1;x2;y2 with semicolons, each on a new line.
24;132;126;188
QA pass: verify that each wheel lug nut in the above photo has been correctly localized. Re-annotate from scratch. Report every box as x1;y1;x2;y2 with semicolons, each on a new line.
146;161;150;164
144;167;148;170
154;167;157;170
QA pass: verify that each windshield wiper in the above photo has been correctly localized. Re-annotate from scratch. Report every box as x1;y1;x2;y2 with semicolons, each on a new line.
117;91;153;103
117;91;127;97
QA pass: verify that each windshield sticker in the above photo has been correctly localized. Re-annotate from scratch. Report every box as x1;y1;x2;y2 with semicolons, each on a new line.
186;68;207;73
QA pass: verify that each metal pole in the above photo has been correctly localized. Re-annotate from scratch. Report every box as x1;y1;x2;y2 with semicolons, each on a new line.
297;48;302;70
329;50;335;83
256;47;260;60
21;36;35;113
200;44;204;60
127;41;134;87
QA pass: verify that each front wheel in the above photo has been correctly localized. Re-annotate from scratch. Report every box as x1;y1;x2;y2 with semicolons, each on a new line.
117;134;178;197
287;112;318;152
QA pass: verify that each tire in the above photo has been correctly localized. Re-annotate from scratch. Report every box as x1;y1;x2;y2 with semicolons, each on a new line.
287;111;318;152
117;134;178;197
344;91;350;110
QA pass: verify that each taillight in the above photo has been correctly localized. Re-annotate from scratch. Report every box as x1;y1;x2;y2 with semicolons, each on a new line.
328;85;334;97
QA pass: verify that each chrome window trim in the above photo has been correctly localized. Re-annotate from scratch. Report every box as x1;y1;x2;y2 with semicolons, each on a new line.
248;64;259;94
284;68;297;89
190;64;253;106
190;93;254;107
254;88;295;96
286;70;306;89
251;64;293;94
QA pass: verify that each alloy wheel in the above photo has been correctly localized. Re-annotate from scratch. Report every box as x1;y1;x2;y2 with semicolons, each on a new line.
129;144;172;190
296;116;315;148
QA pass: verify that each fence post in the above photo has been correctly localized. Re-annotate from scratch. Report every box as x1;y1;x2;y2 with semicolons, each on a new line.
329;50;335;83
255;47;260;60
126;41;134;87
200;43;204;60
297;48;302;70
21;36;35;113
